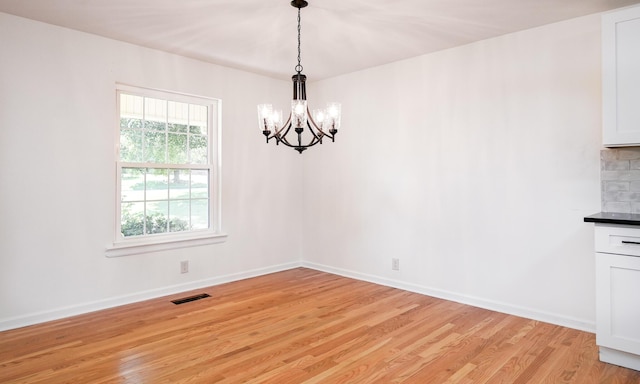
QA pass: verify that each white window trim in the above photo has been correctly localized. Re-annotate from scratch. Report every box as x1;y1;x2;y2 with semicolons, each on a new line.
106;83;226;257
105;232;228;258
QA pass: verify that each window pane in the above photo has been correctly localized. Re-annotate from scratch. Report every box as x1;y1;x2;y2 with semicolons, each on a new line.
144;131;166;163
168;123;188;133
189;125;205;135
120;129;143;162
191;199;209;229
121;168;145;202
144;120;166;131
120;117;143;129
189;104;207;134
168;101;189;132
145;97;166;124
169;200;190;233
146;201;168;234
167;133;187;163
189;135;208;164
191;170;209;198
169;169;190;199
120;94;143;120
121;202;145;237
146;168;168;201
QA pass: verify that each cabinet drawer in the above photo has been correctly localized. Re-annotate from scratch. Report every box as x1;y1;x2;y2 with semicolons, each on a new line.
595;224;640;256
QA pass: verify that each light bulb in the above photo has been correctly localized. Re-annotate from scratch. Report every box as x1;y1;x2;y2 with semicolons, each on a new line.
271;110;282;127
257;104;273;131
327;102;341;118
291;100;308;129
314;110;325;122
313;109;326;130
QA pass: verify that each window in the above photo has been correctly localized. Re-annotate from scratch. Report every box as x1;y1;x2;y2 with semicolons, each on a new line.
107;85;225;257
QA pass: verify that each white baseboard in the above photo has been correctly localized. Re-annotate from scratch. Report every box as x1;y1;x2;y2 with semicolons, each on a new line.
0;261;595;333
301;261;596;333
0;262;301;332
599;347;640;371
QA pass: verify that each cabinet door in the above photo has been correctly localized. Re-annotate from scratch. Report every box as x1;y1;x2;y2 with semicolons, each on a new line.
603;6;640;146
596;252;640;355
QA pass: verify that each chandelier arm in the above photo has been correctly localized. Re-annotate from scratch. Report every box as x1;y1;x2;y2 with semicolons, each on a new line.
302;120;324;146
305;120;324;143
306;107;335;139
267;121;324;151
272;113;292;137
271;122;298;147
270;134;321;151
306;109;322;133
276;124;294;144
279;138;320;150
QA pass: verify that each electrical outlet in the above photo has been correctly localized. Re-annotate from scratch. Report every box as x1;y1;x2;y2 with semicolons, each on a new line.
392;258;399;271
180;260;189;274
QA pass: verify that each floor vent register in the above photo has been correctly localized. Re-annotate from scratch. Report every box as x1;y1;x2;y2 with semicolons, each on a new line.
171;293;211;305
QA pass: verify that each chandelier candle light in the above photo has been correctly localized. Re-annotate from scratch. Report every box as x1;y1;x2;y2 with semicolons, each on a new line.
257;0;341;154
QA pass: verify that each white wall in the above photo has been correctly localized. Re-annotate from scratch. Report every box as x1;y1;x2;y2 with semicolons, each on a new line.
0;13;303;330
303;14;602;331
0;11;606;332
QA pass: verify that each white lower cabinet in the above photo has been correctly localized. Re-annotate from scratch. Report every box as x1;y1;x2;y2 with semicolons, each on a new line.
595;224;640;371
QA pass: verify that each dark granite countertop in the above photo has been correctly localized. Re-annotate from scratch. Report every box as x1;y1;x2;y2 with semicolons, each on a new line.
584;212;640;226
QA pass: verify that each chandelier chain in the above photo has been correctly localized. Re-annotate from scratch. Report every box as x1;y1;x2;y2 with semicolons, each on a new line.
296;7;303;74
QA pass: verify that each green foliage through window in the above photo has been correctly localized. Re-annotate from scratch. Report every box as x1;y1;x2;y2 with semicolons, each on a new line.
121;211;189;237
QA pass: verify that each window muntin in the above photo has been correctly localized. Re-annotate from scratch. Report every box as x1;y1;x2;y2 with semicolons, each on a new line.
115;86;220;243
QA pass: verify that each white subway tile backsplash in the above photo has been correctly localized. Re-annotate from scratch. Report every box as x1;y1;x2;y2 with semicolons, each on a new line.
601;170;640;181
604;201;631;213
602;148;640;212
614;149;640;160
603;160;630;171
615;192;640;202
604;181;630;192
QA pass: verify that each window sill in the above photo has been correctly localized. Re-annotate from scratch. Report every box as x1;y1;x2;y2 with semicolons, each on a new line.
105;232;228;257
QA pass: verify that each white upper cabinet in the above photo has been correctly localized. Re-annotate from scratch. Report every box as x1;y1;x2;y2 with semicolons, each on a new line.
603;5;640;147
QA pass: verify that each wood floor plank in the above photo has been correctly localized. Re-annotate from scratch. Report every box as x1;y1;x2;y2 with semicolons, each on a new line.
1;268;639;383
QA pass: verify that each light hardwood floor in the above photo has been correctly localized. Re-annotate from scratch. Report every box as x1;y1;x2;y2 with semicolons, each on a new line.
1;268;639;383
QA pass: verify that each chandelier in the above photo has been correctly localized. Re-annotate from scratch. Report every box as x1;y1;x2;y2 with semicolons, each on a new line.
257;0;341;154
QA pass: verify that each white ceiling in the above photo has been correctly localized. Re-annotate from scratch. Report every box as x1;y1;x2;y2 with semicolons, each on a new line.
1;0;638;80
